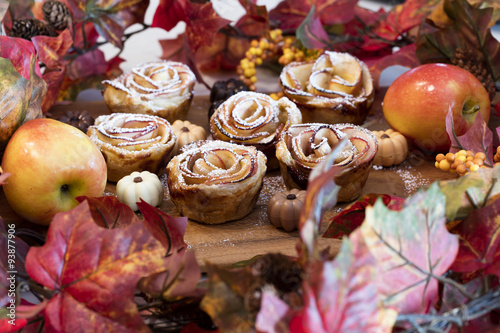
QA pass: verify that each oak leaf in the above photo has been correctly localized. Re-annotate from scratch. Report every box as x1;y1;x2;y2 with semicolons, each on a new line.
25;200;168;332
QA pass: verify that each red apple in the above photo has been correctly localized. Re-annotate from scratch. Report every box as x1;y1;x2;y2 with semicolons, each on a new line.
382;63;491;153
1;118;107;225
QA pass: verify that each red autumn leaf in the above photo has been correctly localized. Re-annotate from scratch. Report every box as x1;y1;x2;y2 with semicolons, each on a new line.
76;195;141;228
296;6;331;50
184;1;231;52
0;318;27;332
234;0;269;37
0;36;42;80
72;22;100;50
137;200;188;255
269;0;356;31
66;49;108;80
446;107;494;165
449;196;500;277
31;29;73;112
138;250;202;301
371;0;439;41
67;0;149;48
322;193;405;239
368;43;420;89
359;183;459;314
25;200;168;332
287;239;397;332
152;0;187;31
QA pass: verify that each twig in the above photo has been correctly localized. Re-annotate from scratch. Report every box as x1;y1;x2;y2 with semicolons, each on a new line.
397;285;500;332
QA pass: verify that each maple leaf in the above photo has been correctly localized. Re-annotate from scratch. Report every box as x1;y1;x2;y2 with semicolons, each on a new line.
76;195;141;228
0;36;42;80
67;0;149;48
200;263;255;332
416;0;500;86
438;165;500;221
151;0;187;31
234;0;269;38
449;196;500;277
137;200;187;255
31;29;73;113
360;183;459;314
25;200;168;332
322;193;405;239
183;1;231;52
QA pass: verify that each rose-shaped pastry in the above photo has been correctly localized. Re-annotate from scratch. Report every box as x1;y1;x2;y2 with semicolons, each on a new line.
166;140;267;224
279;51;374;125
276;123;377;202
102;61;196;123
87;113;176;182
210;91;302;170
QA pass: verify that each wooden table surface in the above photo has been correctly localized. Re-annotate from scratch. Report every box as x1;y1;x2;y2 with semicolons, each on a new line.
0;90;458;269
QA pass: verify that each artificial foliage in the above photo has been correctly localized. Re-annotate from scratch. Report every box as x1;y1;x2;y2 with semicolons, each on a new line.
1;0;500;332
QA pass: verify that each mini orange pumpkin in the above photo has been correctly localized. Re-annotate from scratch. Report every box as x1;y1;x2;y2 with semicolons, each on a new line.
267;189;307;232
372;129;408;166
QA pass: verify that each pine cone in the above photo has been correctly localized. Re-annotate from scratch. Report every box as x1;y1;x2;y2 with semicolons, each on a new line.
10;18;54;40
58;110;95;133
250;253;302;293
208;78;250;120
451;48;496;101
43;0;72;31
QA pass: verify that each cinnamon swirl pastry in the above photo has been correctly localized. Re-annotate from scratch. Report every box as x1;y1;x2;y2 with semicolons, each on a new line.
87;113;176;182
166;140;267;224
276;123;377;202
279;51;374;125
209;91;302;170
102;61;196;122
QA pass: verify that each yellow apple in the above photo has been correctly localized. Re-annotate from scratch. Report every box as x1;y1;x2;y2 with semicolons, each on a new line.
382;63;491;153
1;118;107;225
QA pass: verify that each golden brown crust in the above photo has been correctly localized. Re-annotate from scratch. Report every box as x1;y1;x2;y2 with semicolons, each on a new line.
166;140;267;224
209;91;302;170
275;123;378;202
103;61;196;123
87;113;176;182
279;51;374;125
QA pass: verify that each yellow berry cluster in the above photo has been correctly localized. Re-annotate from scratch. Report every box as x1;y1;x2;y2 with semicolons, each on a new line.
269;92;284;100
237;29;285;91
237;29;323;91
435;150;488;176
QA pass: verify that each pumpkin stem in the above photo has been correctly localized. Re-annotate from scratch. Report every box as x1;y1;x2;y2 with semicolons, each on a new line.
134;177;143;183
381;134;390;139
181;127;190;132
286;194;297;200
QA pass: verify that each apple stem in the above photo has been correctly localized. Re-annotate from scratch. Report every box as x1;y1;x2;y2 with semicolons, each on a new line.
61;184;69;193
463;104;480;116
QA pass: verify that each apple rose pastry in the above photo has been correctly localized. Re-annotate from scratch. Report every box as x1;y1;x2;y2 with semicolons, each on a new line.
209;91;302;170
279;51;374;125
276;123;377;202
87;113;176;182
102;61;196;122
166;140;267;224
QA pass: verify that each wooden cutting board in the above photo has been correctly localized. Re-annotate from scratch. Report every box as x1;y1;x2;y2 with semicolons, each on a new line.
0;91;458;269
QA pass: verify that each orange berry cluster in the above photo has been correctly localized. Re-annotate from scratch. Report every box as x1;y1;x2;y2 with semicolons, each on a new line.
435;150;488;176
237;29;323;91
494;146;500;163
